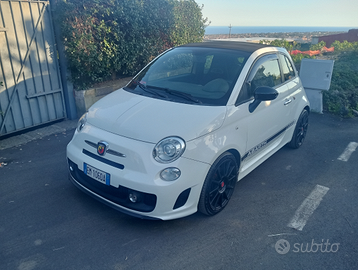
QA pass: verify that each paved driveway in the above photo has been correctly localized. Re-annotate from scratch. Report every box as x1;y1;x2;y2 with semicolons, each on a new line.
1;113;357;270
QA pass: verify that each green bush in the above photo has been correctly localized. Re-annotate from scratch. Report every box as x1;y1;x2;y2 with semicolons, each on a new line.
54;0;207;89
331;40;358;53
309;41;326;51
323;44;358;117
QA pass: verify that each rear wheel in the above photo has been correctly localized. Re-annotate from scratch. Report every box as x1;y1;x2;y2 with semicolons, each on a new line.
288;109;309;149
198;152;238;216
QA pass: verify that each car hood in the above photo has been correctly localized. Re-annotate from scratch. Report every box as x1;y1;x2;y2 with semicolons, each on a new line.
86;89;227;143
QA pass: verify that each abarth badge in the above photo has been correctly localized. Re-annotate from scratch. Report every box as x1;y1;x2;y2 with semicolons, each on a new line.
97;141;109;156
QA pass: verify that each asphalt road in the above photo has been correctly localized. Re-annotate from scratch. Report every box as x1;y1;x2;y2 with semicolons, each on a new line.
1;112;357;270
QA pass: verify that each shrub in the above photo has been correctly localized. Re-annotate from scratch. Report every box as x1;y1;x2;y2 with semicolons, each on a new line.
54;0;207;89
309;41;326;51
323;46;358;117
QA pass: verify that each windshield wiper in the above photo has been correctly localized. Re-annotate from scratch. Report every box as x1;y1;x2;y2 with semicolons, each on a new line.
146;85;201;104
134;81;168;98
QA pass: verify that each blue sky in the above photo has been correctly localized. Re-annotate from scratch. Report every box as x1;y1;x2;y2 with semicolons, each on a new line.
197;0;358;27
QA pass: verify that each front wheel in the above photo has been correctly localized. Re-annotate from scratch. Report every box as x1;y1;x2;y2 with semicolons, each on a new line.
198;152;238;216
288;109;309;149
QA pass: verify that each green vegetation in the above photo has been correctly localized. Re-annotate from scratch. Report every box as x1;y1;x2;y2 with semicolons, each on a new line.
54;0;208;89
309;41;326;51
323;42;358;117
260;39;358;117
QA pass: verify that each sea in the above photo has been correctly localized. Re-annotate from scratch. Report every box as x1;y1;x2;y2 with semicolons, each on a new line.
205;26;354;35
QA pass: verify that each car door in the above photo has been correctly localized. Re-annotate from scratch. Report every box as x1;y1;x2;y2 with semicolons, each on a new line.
236;53;293;174
277;52;303;123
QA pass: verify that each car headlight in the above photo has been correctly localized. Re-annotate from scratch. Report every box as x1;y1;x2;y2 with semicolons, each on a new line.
153;137;186;163
77;113;88;132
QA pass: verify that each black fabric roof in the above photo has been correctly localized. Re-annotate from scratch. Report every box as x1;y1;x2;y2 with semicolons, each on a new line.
180;40;273;53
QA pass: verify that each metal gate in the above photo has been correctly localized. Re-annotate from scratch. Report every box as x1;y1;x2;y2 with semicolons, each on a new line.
0;0;65;137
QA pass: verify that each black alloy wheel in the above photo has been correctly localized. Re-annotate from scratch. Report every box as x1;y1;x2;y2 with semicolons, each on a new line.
288;109;309;149
199;152;238;216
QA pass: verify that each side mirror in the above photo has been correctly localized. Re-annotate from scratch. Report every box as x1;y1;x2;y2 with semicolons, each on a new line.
249;86;278;113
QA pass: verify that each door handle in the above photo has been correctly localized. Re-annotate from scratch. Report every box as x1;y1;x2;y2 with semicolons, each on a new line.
284;99;292;105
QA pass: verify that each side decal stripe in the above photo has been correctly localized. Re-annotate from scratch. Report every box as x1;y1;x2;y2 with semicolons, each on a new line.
242;121;295;161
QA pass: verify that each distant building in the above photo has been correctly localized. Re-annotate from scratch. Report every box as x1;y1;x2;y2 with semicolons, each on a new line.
312;29;358;47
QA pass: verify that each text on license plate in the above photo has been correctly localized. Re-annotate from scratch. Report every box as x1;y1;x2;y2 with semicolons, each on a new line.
84;163;110;185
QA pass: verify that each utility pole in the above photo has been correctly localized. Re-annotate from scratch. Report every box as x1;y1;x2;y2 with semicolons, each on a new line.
229;24;232;38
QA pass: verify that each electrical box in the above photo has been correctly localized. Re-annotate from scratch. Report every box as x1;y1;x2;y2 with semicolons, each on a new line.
299;59;334;113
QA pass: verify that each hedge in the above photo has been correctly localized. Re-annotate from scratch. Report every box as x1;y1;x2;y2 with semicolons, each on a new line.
54;0;208;89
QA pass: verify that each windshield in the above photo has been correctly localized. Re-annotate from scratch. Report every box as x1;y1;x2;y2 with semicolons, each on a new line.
125;46;250;105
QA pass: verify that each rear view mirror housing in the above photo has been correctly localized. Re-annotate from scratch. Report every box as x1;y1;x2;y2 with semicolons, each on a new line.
249;86;278;113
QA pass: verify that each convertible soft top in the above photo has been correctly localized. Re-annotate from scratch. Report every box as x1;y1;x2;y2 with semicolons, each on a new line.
180;40;273;53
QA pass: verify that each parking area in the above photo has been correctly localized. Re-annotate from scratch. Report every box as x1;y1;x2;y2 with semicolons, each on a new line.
0;112;357;270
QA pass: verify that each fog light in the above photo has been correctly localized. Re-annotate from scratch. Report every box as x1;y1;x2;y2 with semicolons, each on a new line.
160;167;181;181
129;191;140;203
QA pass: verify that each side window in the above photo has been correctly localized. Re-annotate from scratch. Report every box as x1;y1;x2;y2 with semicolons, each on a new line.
279;54;296;81
237;55;281;104
251;59;281;90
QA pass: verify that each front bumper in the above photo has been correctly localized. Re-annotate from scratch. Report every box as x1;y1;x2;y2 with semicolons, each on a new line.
66;123;210;220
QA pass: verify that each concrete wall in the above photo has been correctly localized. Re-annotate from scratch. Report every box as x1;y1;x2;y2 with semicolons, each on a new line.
317;29;358;47
74;78;131;118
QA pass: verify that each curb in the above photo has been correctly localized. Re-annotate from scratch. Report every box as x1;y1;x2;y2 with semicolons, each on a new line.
0;119;78;150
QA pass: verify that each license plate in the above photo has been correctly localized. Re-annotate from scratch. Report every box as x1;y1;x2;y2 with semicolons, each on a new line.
84;163;110;185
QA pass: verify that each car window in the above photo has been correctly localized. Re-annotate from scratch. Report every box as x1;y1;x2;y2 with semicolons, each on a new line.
126;47;250;106
251;59;281;89
237;54;282;104
279;54;296;81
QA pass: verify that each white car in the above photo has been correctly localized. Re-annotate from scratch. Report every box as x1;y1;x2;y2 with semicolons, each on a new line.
67;41;310;220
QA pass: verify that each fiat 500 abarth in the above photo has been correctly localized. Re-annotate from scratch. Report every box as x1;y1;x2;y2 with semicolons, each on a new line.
67;41;310;220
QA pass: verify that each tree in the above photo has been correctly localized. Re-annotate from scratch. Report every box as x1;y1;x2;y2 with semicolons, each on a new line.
170;0;208;46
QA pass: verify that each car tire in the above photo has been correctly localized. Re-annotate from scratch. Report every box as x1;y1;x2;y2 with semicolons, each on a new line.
288;109;309;149
198;152;238;216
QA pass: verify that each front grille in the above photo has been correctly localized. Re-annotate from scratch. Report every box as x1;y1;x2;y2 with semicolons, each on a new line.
68;159;156;212
82;149;124;170
85;140;126;157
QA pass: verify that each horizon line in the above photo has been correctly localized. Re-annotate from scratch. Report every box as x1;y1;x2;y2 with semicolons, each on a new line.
206;25;357;28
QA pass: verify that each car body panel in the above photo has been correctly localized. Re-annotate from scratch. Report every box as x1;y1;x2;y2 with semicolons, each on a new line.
67;41;310;220
87;90;226;143
67;124;211;220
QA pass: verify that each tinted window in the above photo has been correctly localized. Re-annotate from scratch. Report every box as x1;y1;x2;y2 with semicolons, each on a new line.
279;54;296;81
125;47;250;106
251;59;281;89
237;55;281;103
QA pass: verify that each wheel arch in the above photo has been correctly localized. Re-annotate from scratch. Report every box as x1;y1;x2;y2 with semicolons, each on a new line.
304;105;310;113
226;148;242;172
